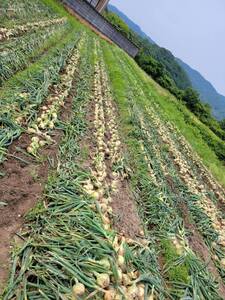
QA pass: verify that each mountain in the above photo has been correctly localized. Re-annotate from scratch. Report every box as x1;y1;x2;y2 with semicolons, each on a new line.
108;4;155;44
108;4;191;90
108;4;225;121
176;58;225;120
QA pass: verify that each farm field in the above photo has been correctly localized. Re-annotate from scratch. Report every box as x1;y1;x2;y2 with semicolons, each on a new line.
0;0;225;299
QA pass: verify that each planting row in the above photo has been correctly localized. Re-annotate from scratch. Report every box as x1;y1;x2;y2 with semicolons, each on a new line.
0;22;70;84
0;17;66;42
0;0;58;28
0;30;82;163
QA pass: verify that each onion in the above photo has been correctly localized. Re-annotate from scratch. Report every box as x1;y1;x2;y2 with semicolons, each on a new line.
221;258;225;267
27;146;34;154
32;136;39;143
127;285;139;299
96;273;110;288
72;282;85;296
138;284;145;298
117;268;123;283
104;289;115;300
49;121;54;129
39;140;46;147
122;274;131;286
99;258;111;270
118;244;124;256
27;127;36;134
117;255;125;269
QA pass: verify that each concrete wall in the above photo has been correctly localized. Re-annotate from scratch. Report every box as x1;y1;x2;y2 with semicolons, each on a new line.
62;0;139;57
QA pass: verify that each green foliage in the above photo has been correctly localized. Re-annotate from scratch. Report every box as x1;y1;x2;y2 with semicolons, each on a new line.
103;11;130;37
220;119;225;131
104;10;225;146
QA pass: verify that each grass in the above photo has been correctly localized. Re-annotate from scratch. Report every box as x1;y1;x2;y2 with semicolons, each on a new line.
118;49;225;187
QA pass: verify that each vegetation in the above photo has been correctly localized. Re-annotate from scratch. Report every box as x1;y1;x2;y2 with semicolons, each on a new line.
0;0;225;299
104;10;225;155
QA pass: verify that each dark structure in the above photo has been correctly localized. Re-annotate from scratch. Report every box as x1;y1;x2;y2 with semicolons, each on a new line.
86;0;110;13
62;0;139;57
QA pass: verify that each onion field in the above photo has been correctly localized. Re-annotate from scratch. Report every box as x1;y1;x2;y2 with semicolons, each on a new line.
0;0;225;299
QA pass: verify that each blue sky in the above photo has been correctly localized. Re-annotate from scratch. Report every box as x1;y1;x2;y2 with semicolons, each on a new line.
110;0;225;96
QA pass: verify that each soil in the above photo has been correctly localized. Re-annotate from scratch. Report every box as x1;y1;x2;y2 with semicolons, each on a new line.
0;75;77;291
110;180;141;238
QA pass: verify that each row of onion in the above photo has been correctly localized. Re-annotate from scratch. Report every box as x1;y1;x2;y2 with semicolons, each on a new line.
26;34;85;155
81;42;151;300
0;17;66;41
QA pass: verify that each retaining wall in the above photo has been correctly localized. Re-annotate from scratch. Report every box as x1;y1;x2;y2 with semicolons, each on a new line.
61;0;139;57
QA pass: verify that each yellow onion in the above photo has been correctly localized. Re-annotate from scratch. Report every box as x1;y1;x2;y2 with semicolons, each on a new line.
27;146;34;154
117;255;125;269
99;258;111;270
122;274;131;286
138;283;145;298
96;273;110;288
72;282;85;296
27;127;36;134
127;285;139;299
31;136;39;143
49;121;54;129
39;140;47;147
221;258;225;267
104;288;116;300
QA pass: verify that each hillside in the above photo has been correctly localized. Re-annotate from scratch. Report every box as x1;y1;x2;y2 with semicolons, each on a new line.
108;4;191;90
177;58;225;120
109;4;225;121
108;4;155;44
0;0;225;299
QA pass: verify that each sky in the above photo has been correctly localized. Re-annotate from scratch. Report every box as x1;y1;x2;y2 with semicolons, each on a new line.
110;0;225;96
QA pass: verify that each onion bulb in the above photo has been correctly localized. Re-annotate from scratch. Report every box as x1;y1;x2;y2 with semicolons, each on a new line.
27;127;36;134
221;258;225;267
138;284;145;298
27;146;34;154
96;273;110;288
117;255;125;269
99;258;111;270
127;285;139;299
122;274;131;286
72;282;85;296
104;289;115;300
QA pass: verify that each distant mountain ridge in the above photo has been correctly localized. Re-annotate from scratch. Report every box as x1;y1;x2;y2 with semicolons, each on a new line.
108;4;155;44
176;58;225;120
108;4;225;120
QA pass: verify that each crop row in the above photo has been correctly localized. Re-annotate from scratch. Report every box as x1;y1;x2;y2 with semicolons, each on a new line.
26;34;85;156
0;30;81;163
0;17;66;42
0;22;70;84
0;0;58;28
